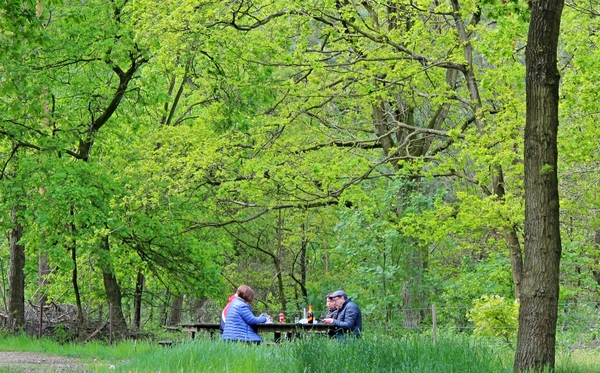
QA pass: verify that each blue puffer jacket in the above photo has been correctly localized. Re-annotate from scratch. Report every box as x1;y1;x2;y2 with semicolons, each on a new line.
331;298;362;339
221;297;267;342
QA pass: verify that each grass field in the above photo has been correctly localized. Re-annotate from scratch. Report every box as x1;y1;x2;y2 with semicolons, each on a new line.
0;333;599;372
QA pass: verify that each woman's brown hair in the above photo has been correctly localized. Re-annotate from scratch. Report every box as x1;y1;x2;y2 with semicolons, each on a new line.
236;285;255;304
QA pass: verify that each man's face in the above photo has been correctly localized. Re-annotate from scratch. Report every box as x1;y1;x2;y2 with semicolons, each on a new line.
328;296;344;310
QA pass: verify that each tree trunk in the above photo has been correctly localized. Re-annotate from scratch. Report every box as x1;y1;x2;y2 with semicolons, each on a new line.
300;235;308;296
160;293;169;326
402;245;428;329
100;235;128;334
132;270;145;331
71;244;84;327
514;1;564;371
68;211;84;327
275;210;287;311
506;227;524;299
9;206;25;330
38;250;51;306
591;230;600;286
167;294;184;326
493;166;524;299
291;233;308;309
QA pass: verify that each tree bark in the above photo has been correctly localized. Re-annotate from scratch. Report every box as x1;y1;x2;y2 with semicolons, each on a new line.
132;270;145;331
514;0;564;371
101;235;128;334
506;227;524;299
167;294;184;326
493;166;524;299
402;245;428;329
71;243;84;327
68;209;84;327
9;206;25;330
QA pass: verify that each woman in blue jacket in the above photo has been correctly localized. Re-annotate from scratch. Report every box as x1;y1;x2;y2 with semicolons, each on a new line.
221;285;267;343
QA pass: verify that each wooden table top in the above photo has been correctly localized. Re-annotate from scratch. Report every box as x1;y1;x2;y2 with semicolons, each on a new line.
181;322;331;333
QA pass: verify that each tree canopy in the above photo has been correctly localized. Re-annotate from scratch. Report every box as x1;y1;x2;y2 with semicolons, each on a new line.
0;1;597;370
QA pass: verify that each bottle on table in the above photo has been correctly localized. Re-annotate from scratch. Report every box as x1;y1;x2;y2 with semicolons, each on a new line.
307;304;314;324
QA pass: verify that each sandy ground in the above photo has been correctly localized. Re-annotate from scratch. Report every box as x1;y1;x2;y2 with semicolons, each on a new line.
0;351;113;372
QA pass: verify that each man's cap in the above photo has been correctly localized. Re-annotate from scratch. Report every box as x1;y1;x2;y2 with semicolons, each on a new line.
328;290;347;299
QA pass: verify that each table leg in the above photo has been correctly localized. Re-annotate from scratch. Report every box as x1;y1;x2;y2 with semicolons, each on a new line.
274;331;281;343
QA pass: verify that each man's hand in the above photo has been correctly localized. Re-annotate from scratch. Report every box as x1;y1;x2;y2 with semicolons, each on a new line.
322;318;334;325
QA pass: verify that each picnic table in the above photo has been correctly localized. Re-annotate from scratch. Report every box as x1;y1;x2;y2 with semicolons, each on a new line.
180;322;332;343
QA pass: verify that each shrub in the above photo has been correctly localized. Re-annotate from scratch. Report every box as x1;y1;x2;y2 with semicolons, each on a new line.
467;294;519;345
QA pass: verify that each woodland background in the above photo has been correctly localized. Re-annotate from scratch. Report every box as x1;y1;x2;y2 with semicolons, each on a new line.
0;0;598;359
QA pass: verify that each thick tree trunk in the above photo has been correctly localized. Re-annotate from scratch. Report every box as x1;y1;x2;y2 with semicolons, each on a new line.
103;270;128;333
167;294;184;326
9;206;25;330
132;270;144;330
101;236;128;334
514;1;564;371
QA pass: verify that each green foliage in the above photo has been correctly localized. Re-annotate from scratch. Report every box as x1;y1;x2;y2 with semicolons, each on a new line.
556;302;600;350
467;295;519;345
0;0;598;353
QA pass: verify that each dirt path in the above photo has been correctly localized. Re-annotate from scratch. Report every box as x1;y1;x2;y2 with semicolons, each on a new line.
0;351;112;372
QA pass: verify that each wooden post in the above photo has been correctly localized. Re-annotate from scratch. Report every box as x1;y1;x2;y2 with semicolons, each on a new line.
109;303;113;345
432;304;437;346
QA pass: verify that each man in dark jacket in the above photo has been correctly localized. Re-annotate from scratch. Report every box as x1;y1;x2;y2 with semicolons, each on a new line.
322;290;362;339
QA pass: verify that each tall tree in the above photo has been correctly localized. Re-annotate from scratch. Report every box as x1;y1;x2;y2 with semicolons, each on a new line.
514;0;564;371
132;270;145;331
8;205;25;329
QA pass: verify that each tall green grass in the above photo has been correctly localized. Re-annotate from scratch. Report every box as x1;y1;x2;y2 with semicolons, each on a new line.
117;335;511;373
555;348;600;373
0;333;153;361
1;333;599;372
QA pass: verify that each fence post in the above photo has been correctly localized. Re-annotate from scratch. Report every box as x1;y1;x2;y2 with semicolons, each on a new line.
432;304;437;346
